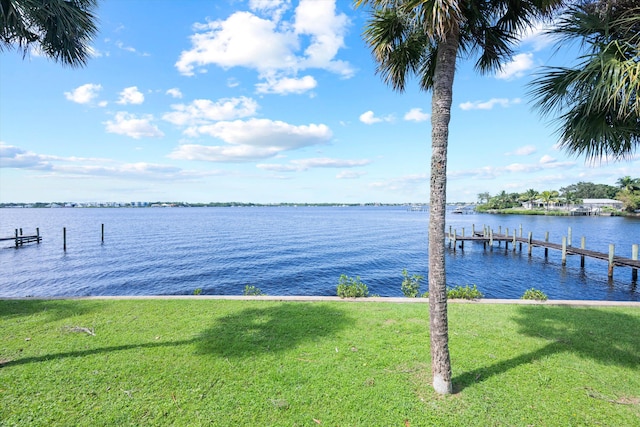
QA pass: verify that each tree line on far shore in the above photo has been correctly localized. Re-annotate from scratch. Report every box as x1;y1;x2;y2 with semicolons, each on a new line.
476;176;640;212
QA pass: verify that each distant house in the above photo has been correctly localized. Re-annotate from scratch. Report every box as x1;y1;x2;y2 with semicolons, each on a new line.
522;199;567;210
581;199;623;211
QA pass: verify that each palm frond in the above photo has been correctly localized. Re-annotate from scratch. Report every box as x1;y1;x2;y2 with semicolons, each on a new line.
363;7;433;92
0;0;98;67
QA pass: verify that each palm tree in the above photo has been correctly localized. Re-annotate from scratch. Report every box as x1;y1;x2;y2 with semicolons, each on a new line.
520;188;539;208
355;0;562;394
616;176;640;192
539;190;559;211
1;0;98;67
477;192;490;205
529;0;640;160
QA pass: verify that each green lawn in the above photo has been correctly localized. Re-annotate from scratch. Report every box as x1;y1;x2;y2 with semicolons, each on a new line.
1;299;638;426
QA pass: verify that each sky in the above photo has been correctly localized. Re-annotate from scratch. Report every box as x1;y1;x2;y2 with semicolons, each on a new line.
1;0;638;204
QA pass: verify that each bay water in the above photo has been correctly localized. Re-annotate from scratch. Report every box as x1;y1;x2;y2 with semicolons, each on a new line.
0;207;638;301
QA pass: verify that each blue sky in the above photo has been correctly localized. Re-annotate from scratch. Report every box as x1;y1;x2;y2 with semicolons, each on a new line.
1;0;637;204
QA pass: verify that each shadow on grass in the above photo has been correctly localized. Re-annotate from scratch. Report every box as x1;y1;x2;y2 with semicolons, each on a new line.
194;303;354;358
454;306;640;392
0;299;99;321
1;302;352;368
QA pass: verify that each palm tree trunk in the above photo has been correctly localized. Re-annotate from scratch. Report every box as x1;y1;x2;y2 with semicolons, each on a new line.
428;25;459;395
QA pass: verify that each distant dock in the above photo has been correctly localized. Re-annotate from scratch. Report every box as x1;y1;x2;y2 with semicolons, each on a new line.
0;229;42;248
447;224;639;281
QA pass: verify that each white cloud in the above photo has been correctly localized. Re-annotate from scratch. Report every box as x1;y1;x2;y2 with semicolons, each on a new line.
169;144;282;162
117;86;145;105
116;41;136;53
104;112;164;139
0;143;51;169
175;0;353;92
506;145;537;156
163;97;259;126
169;118;332;162
448;158;576;180
293;0;352;76
255;75;317;95
64;83;102;104
249;0;290;20
257;157;370;172
404;108;430;122
166;88;183;99
496;53;534;80
370;174;427;193
359;110;394;125
539;155;556;164
459;98;521;111
185;118;331;146
176;11;297;76
337;170;365;179
520;21;555;52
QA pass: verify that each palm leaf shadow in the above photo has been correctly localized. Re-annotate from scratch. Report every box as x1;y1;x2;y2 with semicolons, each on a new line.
454;306;640;392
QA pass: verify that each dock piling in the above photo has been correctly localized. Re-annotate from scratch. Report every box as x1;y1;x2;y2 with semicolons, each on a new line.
608;244;615;277
63;227;67;252
568;227;573;247
544;232;549;258
101;223;104;243
447;224;639;280
632;244;638;281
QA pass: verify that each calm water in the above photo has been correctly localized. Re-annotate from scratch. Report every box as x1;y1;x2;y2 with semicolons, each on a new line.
0;207;638;300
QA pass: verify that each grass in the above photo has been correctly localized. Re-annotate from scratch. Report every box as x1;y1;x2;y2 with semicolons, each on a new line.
0;299;638;426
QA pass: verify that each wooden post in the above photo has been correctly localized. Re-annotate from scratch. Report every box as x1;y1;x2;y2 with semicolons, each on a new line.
632;244;638;281
14;229;18;248
63;227;67;252
36;227;40;244
460;228;465;250
562;237;567;266
461;227;465;237
489;228;493;249
568;227;572;247
472;224;475;235
19;228;23;236
528;231;533;256
608;244;614;277
512;230;516;253
449;225;452;239
544;232;549;258
580;237;586;268
498;226;502;235
519;224;523;237
101;223;104;243
452;230;457;252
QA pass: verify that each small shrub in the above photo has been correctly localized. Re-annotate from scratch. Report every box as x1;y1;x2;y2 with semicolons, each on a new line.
336;275;369;298
521;288;548;301
193;288;202;295
401;269;424;298
447;285;483;300
243;285;265;296
421;291;429;298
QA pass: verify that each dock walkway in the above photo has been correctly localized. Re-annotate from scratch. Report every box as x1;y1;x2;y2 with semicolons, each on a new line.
0;229;42;248
447;225;639;280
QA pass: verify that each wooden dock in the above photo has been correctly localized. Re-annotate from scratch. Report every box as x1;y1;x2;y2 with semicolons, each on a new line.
0;229;42;248
447;224;639;281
